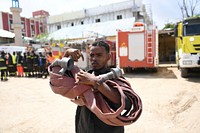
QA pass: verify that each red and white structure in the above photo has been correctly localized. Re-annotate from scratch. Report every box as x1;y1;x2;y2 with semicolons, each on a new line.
116;22;159;70
0;10;48;38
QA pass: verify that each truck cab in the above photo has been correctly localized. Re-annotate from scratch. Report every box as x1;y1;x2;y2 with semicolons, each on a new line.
174;17;200;77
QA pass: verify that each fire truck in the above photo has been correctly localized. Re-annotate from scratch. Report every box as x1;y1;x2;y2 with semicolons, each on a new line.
49;43;65;59
116;22;159;72
174;17;200;78
27;42;65;59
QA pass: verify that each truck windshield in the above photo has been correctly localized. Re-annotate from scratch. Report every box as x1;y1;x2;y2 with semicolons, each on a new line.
183;23;200;36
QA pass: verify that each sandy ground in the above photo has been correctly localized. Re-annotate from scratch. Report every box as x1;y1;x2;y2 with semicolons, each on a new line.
0;67;200;133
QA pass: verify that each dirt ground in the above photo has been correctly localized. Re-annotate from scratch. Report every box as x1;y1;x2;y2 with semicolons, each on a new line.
0;67;200;133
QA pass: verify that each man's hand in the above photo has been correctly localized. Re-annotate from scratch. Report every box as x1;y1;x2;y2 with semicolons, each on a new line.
63;48;84;62
76;70;97;86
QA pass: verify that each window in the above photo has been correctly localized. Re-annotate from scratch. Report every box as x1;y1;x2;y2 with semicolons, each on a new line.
57;25;61;30
95;18;101;23
9;19;13;30
31;25;35;33
117;15;122;20
183;23;200;36
40;27;43;33
21;22;25;31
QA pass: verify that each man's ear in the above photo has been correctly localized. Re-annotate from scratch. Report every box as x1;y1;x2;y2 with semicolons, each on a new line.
107;53;111;61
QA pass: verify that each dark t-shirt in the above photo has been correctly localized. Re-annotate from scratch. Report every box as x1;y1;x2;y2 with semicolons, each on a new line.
75;106;124;133
75;67;124;133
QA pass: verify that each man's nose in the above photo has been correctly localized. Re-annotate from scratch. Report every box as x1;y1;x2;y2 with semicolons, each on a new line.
91;56;97;61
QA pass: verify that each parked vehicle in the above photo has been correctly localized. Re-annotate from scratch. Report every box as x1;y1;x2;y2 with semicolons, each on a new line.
174;17;200;78
0;46;27;55
116;22;159;72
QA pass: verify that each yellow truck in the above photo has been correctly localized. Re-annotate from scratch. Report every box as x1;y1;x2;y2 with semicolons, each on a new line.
174;17;200;77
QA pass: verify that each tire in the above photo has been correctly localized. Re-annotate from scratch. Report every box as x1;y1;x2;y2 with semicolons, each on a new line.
181;68;188;78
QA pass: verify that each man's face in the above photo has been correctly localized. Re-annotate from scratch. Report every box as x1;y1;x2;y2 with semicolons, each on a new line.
89;46;110;70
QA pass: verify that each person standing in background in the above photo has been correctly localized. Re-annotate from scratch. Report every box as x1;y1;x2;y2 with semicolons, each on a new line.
7;53;15;76
12;52;17;76
16;52;24;77
5;52;9;78
26;52;33;77
38;52;47;78
32;51;39;77
47;52;55;66
22;52;28;77
0;51;8;81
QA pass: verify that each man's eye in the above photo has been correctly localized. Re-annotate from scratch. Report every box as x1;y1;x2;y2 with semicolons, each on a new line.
97;54;102;57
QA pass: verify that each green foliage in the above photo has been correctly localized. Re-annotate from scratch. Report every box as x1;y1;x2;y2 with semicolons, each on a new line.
35;33;51;43
162;23;175;30
35;33;49;39
195;14;200;17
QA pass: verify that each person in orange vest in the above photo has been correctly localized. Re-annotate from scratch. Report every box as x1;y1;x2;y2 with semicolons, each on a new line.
47;52;55;66
16;52;24;77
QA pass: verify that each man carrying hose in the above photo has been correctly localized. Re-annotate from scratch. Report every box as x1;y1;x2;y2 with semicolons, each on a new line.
49;40;142;133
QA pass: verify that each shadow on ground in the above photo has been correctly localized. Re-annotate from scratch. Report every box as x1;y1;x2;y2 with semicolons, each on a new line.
185;70;200;83
124;67;177;79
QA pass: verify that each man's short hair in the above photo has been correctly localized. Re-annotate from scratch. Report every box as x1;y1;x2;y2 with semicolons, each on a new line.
92;41;110;53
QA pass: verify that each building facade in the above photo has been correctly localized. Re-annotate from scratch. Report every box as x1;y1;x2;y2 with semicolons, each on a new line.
32;10;49;33
0;10;48;38
48;0;151;34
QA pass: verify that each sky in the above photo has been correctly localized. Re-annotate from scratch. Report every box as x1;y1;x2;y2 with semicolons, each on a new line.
0;0;183;29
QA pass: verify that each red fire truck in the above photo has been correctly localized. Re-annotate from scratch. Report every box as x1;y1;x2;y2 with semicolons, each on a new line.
116;22;159;71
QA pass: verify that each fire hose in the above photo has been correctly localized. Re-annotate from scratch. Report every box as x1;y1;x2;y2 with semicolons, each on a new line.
53;57;122;79
48;57;142;126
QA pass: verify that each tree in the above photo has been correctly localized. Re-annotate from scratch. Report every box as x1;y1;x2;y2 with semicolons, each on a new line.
162;23;175;30
177;0;200;18
35;33;50;43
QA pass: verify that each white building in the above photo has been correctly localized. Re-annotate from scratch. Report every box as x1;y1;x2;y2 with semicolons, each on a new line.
47;0;152;40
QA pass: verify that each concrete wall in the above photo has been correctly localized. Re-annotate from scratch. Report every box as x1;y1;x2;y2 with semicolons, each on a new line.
0;12;3;29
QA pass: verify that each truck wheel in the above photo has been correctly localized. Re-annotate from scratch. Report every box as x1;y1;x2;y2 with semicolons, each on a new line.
181;68;188;78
